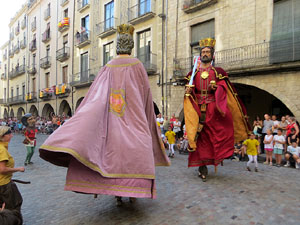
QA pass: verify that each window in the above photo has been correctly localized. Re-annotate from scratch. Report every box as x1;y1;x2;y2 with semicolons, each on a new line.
63;34;68;46
16;87;19;97
137;29;151;63
139;0;151;16
46;45;50;57
62;66;68;84
103;42;113;65
45;72;50;88
23;56;25;66
11;88;13;98
64;8;68;17
32;78;36;92
190;20;215;57
33;54;36;66
105;1;114;30
22;85;25;100
81;15;90;31
4;88;6;100
80;52;89;79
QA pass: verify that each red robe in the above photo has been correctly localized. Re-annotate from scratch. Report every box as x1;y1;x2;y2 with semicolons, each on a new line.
185;66;248;167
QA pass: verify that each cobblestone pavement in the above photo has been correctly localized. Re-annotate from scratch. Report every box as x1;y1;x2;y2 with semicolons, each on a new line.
8;134;300;225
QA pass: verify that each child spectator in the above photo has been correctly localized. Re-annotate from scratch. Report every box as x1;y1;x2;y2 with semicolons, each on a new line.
233;141;243;161
284;141;300;169
179;133;189;154
243;133;260;172
263;129;274;166
165;127;176;158
273;128;285;167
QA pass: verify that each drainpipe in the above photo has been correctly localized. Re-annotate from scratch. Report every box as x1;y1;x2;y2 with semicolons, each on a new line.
71;0;76;114
164;0;168;116
161;0;165;116
55;0;59;115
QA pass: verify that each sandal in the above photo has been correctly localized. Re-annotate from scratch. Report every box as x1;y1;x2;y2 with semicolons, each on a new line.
198;166;208;182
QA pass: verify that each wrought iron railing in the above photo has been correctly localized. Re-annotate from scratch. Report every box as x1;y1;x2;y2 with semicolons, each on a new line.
8;95;26;104
137;52;158;74
42;30;51;43
15;65;26;76
75;30;91;48
0;99;7;105
182;0;217;12
40;56;51;69
77;0;89;11
96;17;118;36
70;69;97;87
128;0;155;22
56;46;70;61
28;65;37;74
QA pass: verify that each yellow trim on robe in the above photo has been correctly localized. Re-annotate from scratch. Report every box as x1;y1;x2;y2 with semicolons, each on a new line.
40;144;156;179
106;61;140;68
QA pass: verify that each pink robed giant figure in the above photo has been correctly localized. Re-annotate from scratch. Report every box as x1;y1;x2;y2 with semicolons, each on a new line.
39;24;170;204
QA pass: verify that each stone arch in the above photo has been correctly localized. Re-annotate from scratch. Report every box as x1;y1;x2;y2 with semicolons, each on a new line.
29;105;39;117
59;100;72;117
17;107;25;120
3;108;8;119
9;109;14;118
75;97;84;111
42;104;54;120
230;76;298;119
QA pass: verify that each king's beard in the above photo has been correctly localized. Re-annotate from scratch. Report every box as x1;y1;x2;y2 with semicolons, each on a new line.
200;55;212;63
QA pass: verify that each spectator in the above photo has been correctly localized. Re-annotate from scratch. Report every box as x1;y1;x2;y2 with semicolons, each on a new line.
287;128;299;146
286;117;299;140
165;127;176;158
273;128;285;167
179;134;189;154
263;129;273;166
163;116;170;134
261;114;273;154
253;115;263;138
279;116;288;136
284;141;300;168
173;117;181;140
170;113;176;130
243;133;260;172
156;114;164;134
271;115;280;136
233;141;243;161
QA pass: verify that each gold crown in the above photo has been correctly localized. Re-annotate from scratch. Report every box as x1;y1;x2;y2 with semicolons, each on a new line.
199;38;216;48
117;24;135;36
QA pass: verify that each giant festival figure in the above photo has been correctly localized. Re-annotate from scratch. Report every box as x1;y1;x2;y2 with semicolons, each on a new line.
39;24;170;205
184;38;250;181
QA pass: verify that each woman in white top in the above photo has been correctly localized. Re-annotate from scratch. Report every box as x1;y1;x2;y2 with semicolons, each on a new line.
173;118;181;140
263;129;274;166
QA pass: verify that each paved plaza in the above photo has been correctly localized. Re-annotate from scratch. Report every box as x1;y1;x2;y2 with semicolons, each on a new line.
7;134;300;225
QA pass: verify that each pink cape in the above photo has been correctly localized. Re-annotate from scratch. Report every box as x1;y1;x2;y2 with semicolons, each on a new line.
39;56;170;198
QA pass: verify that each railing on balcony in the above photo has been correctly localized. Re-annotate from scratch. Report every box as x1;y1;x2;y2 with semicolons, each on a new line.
70;69;97;87
61;0;69;6
8;95;26;105
15;26;20;35
128;0;156;24
75;30;91;48
56;46;70;62
55;83;71;97
0;99;7;105
42;30;51;43
182;0;218;13
44;7;51;20
58;17;70;32
25;92;37;102
96;17;118;38
10;32;14;40
31;20;36;31
8;70;15;79
27;64;37;75
137;52;158;75
20;39;26;49
3;53;7;61
1;73;6;80
39;87;55;100
77;0;90;12
9;50;14;58
21;19;26;29
40;56;51;69
29;40;37;52
15;65;26;76
14;44;20;54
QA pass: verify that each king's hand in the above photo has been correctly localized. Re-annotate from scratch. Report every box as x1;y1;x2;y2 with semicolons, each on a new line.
185;85;194;96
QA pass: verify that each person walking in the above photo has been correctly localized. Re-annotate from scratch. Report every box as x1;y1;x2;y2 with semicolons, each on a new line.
165;127;176;158
243;133;260;172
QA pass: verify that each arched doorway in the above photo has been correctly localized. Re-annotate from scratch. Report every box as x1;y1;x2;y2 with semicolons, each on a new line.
42;104;54;120
233;83;293;125
59;100;72;117
17;107;25;120
9;109;14;118
3;109;8;119
75;97;84;111
29;105;39;117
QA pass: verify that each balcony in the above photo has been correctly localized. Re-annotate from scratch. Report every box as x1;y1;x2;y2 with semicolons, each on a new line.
44;8;51;20
31;20;36;31
0;99;7;105
40;56;51;69
29;40;37;52
75;30;91;48
10;32;14;40
137;52;158;75
182;0;218;14
39;87;55;100
77;0;90;12
20;39;26;49
14;45;20;54
8;70;14;79
21;19;26;29
8;95;26;105
27;65;37;75
15;65;26;76
55;83;71;98
61;0;69;6
3;53;7;61
128;0;156;25
56;46;70;62
1;73;6;80
15;26;20;35
9;50;14;58
25;92;37;102
70;69;97;88
58;17;70;32
96;17;118;39
42;30;51;43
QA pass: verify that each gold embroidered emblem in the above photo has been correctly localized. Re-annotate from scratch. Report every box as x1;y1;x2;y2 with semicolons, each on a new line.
201;71;209;79
109;89;126;117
